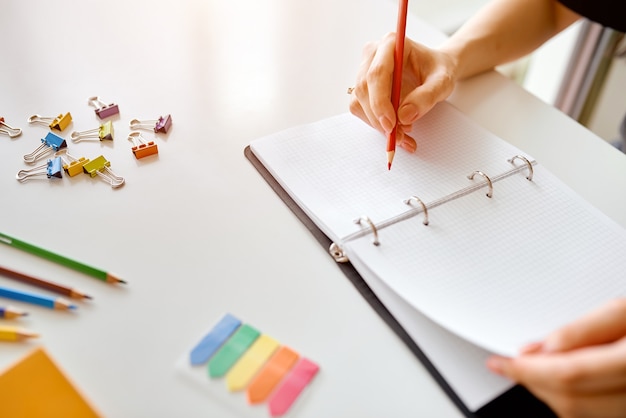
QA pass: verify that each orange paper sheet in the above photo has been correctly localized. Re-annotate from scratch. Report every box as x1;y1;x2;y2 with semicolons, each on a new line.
0;347;101;417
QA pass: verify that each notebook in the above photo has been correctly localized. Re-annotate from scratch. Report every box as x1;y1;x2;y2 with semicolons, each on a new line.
245;101;626;416
0;347;102;417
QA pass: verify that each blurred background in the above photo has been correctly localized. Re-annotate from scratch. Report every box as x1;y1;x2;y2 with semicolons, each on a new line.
413;0;626;146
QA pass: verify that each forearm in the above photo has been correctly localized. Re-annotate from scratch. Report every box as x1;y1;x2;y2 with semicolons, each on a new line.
440;0;581;80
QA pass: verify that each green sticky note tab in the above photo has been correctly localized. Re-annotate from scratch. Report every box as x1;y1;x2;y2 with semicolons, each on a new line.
207;324;260;378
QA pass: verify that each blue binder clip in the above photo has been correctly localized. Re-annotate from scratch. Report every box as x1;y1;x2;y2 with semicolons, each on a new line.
16;156;64;182
23;132;68;164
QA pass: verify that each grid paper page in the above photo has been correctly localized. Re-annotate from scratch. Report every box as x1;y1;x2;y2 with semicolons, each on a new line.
344;163;626;355
250;102;526;244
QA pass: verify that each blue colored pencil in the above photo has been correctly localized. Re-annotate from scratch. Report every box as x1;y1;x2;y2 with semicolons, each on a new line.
0;286;76;311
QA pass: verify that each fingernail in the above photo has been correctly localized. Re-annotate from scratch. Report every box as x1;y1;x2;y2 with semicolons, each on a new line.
399;137;417;153
398;103;418;124
378;116;394;133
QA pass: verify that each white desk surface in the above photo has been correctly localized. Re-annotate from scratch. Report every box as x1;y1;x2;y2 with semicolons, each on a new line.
1;0;625;417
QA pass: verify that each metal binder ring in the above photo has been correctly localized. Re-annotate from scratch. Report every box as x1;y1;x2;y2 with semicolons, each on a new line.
508;155;534;181
354;215;380;246
329;243;349;263
403;195;429;225
467;170;493;198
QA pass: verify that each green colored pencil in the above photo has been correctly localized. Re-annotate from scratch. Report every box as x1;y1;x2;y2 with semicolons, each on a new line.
0;232;126;284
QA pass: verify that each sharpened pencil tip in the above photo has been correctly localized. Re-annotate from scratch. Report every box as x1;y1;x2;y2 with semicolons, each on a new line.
84;295;94;300
388;162;392;170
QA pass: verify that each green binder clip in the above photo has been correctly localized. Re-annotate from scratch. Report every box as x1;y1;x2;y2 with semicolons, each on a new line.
82;155;125;189
70;120;114;143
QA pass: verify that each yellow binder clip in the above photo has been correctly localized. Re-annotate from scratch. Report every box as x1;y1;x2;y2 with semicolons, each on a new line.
0;117;22;138
70;121;114;143
127;132;158;159
28;113;73;131
56;150;90;177
82;155;125;189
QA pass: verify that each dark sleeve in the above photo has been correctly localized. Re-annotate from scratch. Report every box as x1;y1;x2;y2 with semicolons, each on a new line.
558;0;626;32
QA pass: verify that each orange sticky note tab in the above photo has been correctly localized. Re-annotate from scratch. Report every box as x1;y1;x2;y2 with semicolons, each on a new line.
246;346;299;404
225;334;279;392
0;347;102;417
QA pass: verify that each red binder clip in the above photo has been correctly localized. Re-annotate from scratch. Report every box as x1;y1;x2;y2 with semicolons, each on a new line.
129;114;172;133
28;112;73;131
0;117;22;138
127;132;158;159
88;96;120;119
70;121;114;142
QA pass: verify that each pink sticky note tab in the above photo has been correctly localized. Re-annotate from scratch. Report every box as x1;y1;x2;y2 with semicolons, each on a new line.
267;358;319;417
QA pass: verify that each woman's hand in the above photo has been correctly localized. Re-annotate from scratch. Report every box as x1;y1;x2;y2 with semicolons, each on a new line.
349;33;459;152
487;299;626;418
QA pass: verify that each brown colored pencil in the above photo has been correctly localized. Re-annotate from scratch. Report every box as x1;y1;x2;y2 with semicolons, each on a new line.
0;265;92;300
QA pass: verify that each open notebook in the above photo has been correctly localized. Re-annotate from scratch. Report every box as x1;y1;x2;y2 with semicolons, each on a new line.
245;101;626;416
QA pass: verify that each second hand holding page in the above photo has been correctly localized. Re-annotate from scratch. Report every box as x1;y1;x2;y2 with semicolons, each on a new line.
249;101;626;356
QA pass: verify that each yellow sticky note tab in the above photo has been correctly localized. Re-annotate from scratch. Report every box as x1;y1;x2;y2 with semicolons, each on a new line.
226;334;279;392
0;347;102;417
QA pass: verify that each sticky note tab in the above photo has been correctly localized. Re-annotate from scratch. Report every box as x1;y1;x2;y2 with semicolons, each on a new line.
207;324;260;378
226;334;279;392
190;313;241;366
247;346;300;404
268;358;319;417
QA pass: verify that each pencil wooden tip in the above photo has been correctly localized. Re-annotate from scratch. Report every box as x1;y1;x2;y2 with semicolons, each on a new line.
387;150;395;170
107;273;127;284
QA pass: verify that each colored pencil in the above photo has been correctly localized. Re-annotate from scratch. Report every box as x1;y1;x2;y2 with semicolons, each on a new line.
0;326;38;342
0;286;77;311
0;232;126;284
388;0;409;170
0;306;28;319
0;265;92;300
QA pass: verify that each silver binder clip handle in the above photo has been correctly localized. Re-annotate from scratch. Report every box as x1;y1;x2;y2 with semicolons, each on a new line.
467;170;493;198
508;155;534;181
0;119;22;138
354;215;380;246
329;243;349;263
403;195;429;225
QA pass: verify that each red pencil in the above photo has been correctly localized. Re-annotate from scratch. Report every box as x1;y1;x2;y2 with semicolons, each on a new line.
388;0;409;170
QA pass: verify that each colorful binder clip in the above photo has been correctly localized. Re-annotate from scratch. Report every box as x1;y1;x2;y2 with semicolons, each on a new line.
16;157;63;182
129;114;172;133
127;132;158;159
56;150;90;177
82;155;125;188
23;132;67;164
0;117;22;137
28;113;73;131
88;96;120;119
70;121;114;143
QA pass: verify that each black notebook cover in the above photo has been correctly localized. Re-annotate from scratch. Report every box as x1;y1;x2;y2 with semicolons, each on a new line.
245;145;556;418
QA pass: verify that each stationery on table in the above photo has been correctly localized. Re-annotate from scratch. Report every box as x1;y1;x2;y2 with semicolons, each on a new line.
0;306;27;319
0;265;92;300
0;286;77;311
0;326;38;342
245;101;626;416
387;0;409;170
0;347;102;417
0;232;126;285
178;313;319;417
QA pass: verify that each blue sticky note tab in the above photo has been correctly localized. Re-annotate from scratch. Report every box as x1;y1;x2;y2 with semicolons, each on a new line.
190;313;242;365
